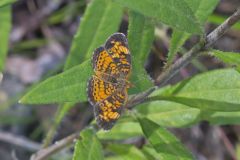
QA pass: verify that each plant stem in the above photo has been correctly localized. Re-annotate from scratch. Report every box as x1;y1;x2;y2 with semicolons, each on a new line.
126;7;240;109
205;7;240;48
30;132;79;160
0;131;41;151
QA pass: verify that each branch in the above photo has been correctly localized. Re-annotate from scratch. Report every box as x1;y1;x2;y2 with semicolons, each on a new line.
127;7;240;108
30;132;79;160
217;127;237;160
0;131;41;151
205;7;240;48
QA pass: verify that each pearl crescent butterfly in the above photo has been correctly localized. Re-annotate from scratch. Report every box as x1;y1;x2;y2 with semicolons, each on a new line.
87;33;131;130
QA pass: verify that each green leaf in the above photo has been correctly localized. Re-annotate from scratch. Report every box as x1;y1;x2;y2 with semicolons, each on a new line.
138;117;194;160
159;97;240;112
97;119;142;140
128;11;154;66
73;129;104;160
137;101;200;127
210;50;240;67
64;0;123;70
128;11;154;93
0;5;11;72
43;102;75;147
208;14;240;31
115;0;201;34
237;144;240;160
184;0;201;12
150;69;240;112
205;111;240;125
185;0;219;24
142;145;164;160
0;0;16;7
167;0;219;64
167;31;190;64
20;60;92;104
107;144;148;160
105;156;123;160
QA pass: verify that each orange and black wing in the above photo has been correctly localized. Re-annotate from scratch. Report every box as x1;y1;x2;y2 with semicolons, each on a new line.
92;46;120;78
87;75;126;130
104;33;131;78
88;33;131;130
87;75;116;106
94;89;127;130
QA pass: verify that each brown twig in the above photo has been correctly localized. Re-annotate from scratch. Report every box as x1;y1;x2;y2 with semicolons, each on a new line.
217;127;237;160
205;7;240;48
30;132;79;160
0;131;41;151
126;7;240;109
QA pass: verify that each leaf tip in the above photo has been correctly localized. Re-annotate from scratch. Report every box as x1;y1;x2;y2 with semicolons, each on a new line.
18;98;24;104
18;95;29;104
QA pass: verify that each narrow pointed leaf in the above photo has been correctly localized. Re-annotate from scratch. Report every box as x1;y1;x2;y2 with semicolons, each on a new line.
128;11;154;93
210;50;240;67
207;111;240;125
138;117;194;160
73;129;104;160
150;69;240;112
105;156;123;160
65;0;123;70
167;0;219;64
142;145;164;160
0;0;16;7
208;14;240;31
0;5;11;71
167;31;190;64
115;0;201;34
97;120;142;140
137;101;200;127
185;0;219;24
43;102;75;147
20;60;92;104
107;144;148;160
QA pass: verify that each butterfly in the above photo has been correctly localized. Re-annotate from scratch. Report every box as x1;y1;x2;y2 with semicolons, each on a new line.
87;33;131;130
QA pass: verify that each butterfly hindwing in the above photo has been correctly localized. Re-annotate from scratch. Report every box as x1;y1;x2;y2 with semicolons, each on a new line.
94;89;127;130
87;75;117;106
